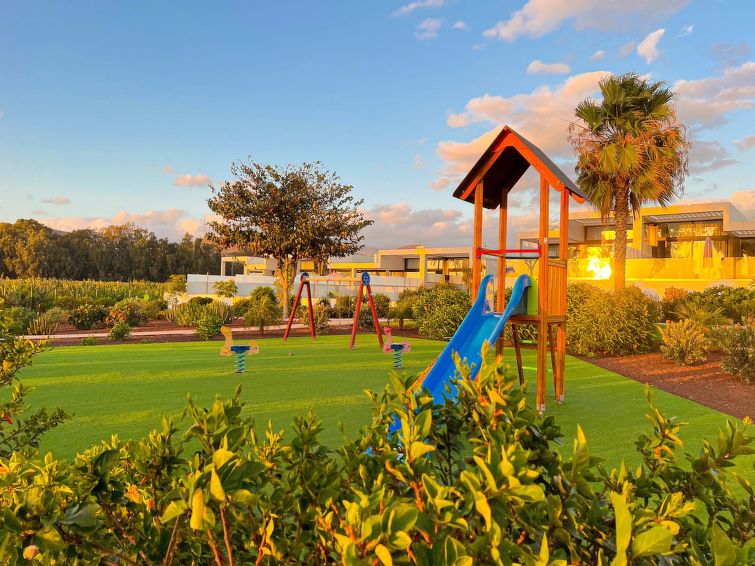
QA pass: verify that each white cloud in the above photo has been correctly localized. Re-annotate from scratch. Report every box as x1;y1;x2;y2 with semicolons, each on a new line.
416;18;442;40
527;60;571;75
42;209;218;241
734;135;755;151
41;196;71;206
680;24;693;36
590;50;605;61
619;42;636;57
452;21;467;30
674;61;755;128
637;28;665;63
688;140;737;173
482;0;687;42
393;0;443;17
442;71;610;173
174;173;211;187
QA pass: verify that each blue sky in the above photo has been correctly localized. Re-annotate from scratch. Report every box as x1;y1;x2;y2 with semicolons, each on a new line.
1;0;753;247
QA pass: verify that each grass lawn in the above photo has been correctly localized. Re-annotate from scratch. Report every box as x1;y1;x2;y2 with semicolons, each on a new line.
17;335;754;480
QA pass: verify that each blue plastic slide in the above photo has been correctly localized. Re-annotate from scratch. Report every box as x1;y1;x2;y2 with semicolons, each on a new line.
418;273;531;404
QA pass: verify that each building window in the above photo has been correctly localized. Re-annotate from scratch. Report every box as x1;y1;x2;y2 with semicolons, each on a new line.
404;258;420;272
223;261;245;276
736;238;755;257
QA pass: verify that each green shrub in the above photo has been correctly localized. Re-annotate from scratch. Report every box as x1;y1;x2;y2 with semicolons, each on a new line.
108;321;132;341
42;306;68;324
332;294;355;318
661;286;688;321
712;322;755;384
243;288;282;334
0;355;753;563
673;302;726;328
389;289;418;329
188;296;214;306
566;283;660;357
68;304;109;330
206;300;235;324
412;283;472;340
0;306;36;335
80;336;97;346
298;302;330;334
27;313;60;336
213;279;238;298
358;293;391;330
106;298;148;327
165;273;187;295
660;319;708;365
140;337;155;344
681;285;755;323
194;313;222;340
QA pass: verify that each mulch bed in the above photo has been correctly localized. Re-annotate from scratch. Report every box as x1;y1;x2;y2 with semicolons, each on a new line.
587;352;754;420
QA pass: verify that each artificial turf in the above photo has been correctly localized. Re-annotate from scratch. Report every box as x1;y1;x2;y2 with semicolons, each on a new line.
16;335;754;480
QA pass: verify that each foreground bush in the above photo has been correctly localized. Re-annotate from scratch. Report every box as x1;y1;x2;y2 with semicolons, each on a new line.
566;283;660;357
660;319;708;366
0;351;753;563
412;283;471;340
713;321;755;384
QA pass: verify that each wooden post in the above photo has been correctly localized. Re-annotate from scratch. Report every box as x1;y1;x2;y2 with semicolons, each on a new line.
471;182;484;301
536;176;549;413
496;189;508;362
556;188;569;402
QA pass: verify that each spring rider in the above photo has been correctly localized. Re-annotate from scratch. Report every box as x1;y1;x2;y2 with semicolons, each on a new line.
382;327;410;369
220;326;259;373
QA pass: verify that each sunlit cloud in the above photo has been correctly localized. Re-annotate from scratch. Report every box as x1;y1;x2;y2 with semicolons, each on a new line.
174;173;211;187
393;0;443;17
637;28;665;63
527;60;571;75
41;196;71;206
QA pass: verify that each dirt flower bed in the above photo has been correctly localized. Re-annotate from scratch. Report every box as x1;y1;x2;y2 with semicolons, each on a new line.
587;352;754;420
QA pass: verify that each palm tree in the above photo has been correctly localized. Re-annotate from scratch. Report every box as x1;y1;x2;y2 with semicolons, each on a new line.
569;73;689;292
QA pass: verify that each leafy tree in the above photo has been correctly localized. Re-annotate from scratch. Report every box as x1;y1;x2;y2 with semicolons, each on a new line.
569;73;689;291
207;160;372;316
213;279;238;298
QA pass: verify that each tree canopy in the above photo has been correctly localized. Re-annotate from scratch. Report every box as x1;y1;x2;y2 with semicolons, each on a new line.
207;159;372;313
569;73;689;291
0;219;220;281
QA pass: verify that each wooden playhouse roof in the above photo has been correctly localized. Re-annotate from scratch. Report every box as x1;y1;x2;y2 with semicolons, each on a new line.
452;126;589;209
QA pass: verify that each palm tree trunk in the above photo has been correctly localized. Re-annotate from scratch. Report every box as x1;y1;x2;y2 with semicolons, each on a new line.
613;183;629;292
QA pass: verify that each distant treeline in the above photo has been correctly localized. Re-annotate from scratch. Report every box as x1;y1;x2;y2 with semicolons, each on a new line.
0;219;221;281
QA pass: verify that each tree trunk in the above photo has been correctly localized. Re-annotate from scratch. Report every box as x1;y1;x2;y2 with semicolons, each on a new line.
613;183;629;292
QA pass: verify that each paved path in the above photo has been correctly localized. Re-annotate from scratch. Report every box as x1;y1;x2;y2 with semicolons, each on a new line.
23;318;387;340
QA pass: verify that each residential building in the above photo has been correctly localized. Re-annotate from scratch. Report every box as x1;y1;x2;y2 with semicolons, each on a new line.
516;200;755;293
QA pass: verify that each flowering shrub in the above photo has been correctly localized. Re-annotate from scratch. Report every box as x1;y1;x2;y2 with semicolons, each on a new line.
106;298;149;327
68;304;109;330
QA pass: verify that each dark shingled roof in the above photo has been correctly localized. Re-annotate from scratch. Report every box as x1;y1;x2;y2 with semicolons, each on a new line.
452;126;589;209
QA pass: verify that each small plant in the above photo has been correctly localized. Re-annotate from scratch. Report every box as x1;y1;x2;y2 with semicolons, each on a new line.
661;286;688;321
80;336;98;346
298;302;330;334
660;319;708;366
712;321;755;384
68;304;109;330
27;313;60;336
243;287;282;334
194;313;222;340
165;274;187;295
108;321;132;341
140;337;155;344
213;279;238;298
206;300;235;324
333;294;355;318
188;296;214;306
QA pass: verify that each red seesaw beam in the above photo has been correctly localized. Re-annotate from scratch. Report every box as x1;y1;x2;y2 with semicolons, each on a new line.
476;247;541;258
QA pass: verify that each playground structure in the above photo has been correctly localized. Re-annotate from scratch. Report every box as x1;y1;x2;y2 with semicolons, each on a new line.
283;271;384;350
383;327;410;369
409;126;588;413
220;326;259;373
